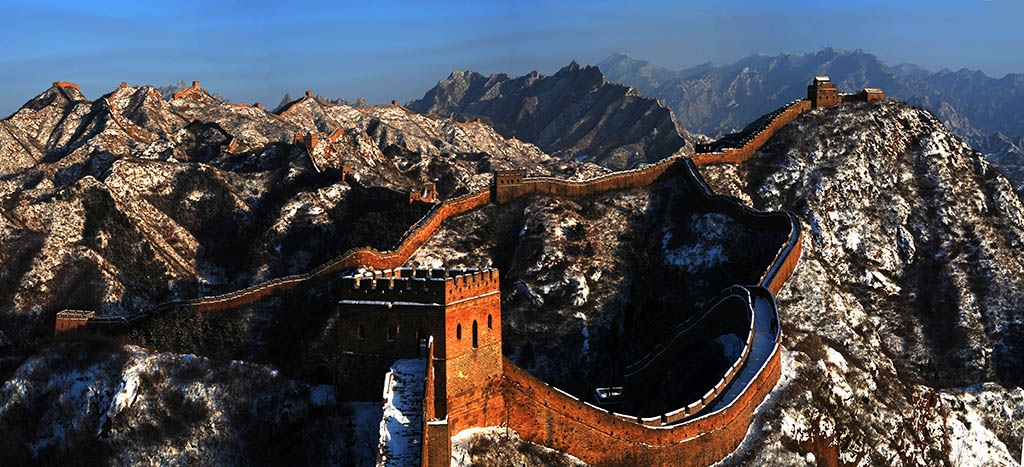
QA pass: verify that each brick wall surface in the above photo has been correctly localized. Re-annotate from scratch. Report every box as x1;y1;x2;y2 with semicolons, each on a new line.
500;344;782;466
494;155;680;204
52;81;81;92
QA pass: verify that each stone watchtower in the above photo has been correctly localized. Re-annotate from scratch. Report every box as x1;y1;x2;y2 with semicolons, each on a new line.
493;169;526;203
333;267;504;441
808;75;841;109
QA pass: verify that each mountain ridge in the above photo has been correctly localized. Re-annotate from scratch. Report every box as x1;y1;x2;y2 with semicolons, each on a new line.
598;48;1024;195
407;62;690;170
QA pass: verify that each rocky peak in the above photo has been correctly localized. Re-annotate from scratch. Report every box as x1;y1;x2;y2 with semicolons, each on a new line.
407;61;690;169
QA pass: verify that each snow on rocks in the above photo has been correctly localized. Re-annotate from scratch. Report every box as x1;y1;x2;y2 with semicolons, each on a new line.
701;100;1024;464
451;426;586;466
0;343;378;465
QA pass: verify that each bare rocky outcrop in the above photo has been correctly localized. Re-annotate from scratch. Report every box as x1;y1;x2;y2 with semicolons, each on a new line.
0;341;379;465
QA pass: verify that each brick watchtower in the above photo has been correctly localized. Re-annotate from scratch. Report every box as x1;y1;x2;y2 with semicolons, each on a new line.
493;169;526;203
808;75;841;109
333;267;503;434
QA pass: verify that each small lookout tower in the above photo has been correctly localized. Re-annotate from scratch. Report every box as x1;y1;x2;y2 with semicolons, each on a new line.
860;87;884;102
808;75;841;109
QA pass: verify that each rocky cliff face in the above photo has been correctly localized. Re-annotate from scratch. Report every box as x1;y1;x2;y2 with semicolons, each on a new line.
407;62;690;170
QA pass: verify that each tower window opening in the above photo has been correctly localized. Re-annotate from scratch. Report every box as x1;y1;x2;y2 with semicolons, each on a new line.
488;314;493;329
457;324;462;340
387;325;398;343
357;325;365;341
472;320;479;349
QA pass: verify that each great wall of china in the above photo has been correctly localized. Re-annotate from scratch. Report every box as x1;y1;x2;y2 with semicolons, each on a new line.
51;76;880;466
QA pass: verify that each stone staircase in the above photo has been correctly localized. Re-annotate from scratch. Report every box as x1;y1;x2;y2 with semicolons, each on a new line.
377;359;426;466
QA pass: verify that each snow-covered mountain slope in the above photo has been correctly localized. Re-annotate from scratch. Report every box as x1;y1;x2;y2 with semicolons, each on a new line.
700;100;1024;465
0;341;379;465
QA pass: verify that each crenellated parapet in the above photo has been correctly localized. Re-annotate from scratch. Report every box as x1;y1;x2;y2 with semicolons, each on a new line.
336;267;499;307
338;268;448;305
691;99;811;165
54;310;94;335
493;155;681;204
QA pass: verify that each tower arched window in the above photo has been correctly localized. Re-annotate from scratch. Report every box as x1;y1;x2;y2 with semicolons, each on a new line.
357;325;365;341
457;324;462;340
386;325;397;343
487;314;493;329
472;320;478;349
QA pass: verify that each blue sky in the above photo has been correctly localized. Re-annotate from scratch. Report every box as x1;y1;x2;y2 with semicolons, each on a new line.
1;0;1021;115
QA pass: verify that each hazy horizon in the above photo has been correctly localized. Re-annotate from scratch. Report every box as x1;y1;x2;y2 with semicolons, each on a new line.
2;0;1022;116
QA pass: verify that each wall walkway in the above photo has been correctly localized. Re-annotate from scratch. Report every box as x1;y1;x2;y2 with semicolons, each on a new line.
692;100;811;166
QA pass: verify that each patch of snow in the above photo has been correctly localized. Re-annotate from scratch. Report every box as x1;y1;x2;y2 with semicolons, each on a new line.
844;229;861;252
97;350;148;436
664;243;727;274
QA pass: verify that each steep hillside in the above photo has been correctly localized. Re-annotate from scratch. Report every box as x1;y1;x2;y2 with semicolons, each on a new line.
976;133;1024;197
0;82;587;337
407;62;690;170
0;341;379;465
698;100;1024;465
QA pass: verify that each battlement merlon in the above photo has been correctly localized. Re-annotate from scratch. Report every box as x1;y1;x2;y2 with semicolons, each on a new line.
444;269;499;304
55;310;95;335
336;267;499;306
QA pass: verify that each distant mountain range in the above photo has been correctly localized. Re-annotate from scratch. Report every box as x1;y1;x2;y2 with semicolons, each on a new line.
407;62;689;170
598;48;1024;192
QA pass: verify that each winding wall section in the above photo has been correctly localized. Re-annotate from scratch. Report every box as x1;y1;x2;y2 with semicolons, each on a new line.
58;96;812;466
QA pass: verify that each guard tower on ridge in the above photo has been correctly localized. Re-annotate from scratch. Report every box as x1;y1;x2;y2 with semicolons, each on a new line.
808;75;841;109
